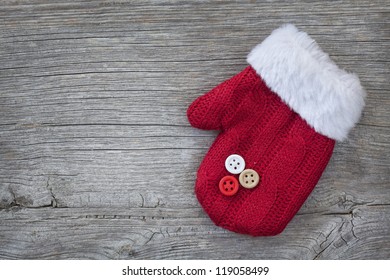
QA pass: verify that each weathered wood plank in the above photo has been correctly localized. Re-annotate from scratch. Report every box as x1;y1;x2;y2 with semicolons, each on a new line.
0;0;389;259
0;205;388;259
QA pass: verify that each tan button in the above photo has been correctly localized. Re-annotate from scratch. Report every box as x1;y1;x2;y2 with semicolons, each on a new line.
239;169;260;189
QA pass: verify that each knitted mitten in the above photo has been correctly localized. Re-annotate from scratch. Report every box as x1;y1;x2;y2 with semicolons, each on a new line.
187;24;365;236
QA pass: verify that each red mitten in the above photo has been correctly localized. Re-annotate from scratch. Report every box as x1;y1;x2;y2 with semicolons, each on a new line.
187;24;365;236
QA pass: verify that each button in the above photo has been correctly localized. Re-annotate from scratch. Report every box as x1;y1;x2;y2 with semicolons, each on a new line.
225;154;245;174
239;169;260;189
219;176;239;196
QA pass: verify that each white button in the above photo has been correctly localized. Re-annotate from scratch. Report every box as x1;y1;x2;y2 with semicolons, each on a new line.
225;154;245;174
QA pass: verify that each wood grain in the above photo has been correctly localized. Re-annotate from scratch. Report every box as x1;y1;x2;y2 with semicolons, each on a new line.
0;0;389;259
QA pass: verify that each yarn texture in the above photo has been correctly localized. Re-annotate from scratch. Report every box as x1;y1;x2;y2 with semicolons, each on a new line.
187;25;365;236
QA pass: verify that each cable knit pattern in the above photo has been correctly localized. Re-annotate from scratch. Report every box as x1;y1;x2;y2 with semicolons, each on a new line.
187;25;364;236
188;66;335;236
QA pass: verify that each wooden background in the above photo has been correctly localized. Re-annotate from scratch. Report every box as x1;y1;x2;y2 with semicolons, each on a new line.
0;0;389;259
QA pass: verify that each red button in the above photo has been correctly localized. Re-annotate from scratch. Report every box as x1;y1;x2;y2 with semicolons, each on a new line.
219;176;239;196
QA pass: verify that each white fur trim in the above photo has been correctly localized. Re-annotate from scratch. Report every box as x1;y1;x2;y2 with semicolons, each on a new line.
247;24;365;141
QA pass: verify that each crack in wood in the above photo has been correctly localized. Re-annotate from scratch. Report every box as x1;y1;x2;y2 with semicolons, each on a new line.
46;177;58;208
0;0;388;259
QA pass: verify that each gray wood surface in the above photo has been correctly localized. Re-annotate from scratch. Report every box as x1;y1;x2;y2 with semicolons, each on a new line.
0;0;389;259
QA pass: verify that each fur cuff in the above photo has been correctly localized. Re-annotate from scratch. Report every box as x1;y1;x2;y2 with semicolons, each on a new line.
247;24;365;141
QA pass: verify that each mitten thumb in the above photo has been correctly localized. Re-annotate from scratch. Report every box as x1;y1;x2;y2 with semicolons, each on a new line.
187;68;249;130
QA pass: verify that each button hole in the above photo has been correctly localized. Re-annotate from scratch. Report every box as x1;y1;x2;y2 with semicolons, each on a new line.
245;175;248;178
225;188;228;191
245;181;248;184
229;181;233;185
223;182;226;185
230;187;233;191
251;174;254;177
252;180;254;183
237;162;240;165
234;167;237;170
